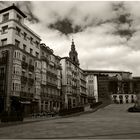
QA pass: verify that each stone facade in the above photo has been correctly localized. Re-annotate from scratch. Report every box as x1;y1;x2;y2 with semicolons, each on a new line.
0;5;62;115
40;43;62;113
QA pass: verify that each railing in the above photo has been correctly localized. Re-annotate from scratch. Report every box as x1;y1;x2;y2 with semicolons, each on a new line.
80;93;87;97
47;94;62;100
20;91;33;99
47;71;57;78
47;81;57;87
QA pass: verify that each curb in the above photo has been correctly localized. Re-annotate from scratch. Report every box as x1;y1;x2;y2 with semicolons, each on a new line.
0;116;60;128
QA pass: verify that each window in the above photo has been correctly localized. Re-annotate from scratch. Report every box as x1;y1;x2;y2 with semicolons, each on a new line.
1;50;8;58
2;25;8;34
35;41;39;48
36;52;39;58
0;68;4;77
15;40;20;47
42;52;44;56
23;32;27;40
16;27;21;36
3;13;9;22
12;83;15;90
23;44;26;51
1;39;7;46
29;73;32;78
17;14;21;22
35;61;37;67
28;87;31;92
29;59;32;65
30;37;33;44
22;55;26;61
30;48;33;54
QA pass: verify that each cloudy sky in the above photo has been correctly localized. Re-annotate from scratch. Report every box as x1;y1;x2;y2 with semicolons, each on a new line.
1;1;140;76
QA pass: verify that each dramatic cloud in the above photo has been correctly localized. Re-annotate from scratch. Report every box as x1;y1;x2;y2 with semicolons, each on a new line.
1;1;140;76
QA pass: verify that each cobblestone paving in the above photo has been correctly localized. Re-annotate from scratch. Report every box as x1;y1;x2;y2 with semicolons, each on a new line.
0;104;140;139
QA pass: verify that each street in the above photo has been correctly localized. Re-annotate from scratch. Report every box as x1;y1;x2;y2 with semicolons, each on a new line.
0;104;140;139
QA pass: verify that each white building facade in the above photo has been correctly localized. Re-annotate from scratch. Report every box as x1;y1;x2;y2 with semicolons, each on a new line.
0;4;42;115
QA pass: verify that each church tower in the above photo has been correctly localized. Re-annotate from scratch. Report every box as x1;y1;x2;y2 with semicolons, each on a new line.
69;39;80;66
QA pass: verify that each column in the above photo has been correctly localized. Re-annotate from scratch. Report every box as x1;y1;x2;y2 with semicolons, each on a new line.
65;94;68;109
129;81;133;93
5;49;13;112
38;99;41;113
93;75;98;102
48;101;50;112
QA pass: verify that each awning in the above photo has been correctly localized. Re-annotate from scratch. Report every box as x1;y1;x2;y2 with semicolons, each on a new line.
20;101;31;104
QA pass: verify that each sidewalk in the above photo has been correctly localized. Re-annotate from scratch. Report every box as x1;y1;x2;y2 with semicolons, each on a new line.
0;103;108;128
0;115;60;128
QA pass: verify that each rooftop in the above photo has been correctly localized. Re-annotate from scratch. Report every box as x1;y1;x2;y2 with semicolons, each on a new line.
84;69;132;74
0;4;27;18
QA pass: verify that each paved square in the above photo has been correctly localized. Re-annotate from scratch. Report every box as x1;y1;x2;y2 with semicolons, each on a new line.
0;104;140;139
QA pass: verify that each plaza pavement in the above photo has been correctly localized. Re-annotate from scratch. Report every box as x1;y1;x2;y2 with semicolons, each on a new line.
0;103;140;139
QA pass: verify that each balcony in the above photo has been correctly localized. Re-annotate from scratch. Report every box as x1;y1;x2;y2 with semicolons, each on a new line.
21;76;27;84
22;61;28;69
47;71;57;78
20;91;33;99
47;81;57;87
56;65;62;70
41;56;49;63
72;85;77;89
28;65;34;72
28;78;34;86
80;93;87;97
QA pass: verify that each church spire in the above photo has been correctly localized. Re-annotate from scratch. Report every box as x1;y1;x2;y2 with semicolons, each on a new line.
71;38;75;50
69;39;80;66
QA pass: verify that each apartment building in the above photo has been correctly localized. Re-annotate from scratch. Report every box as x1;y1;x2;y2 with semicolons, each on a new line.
0;4;41;115
61;40;87;109
40;43;62;112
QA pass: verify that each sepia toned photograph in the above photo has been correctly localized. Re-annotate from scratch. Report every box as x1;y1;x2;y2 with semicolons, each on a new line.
0;1;140;139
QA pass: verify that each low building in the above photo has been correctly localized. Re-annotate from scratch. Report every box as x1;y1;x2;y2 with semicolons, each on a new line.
84;70;136;104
